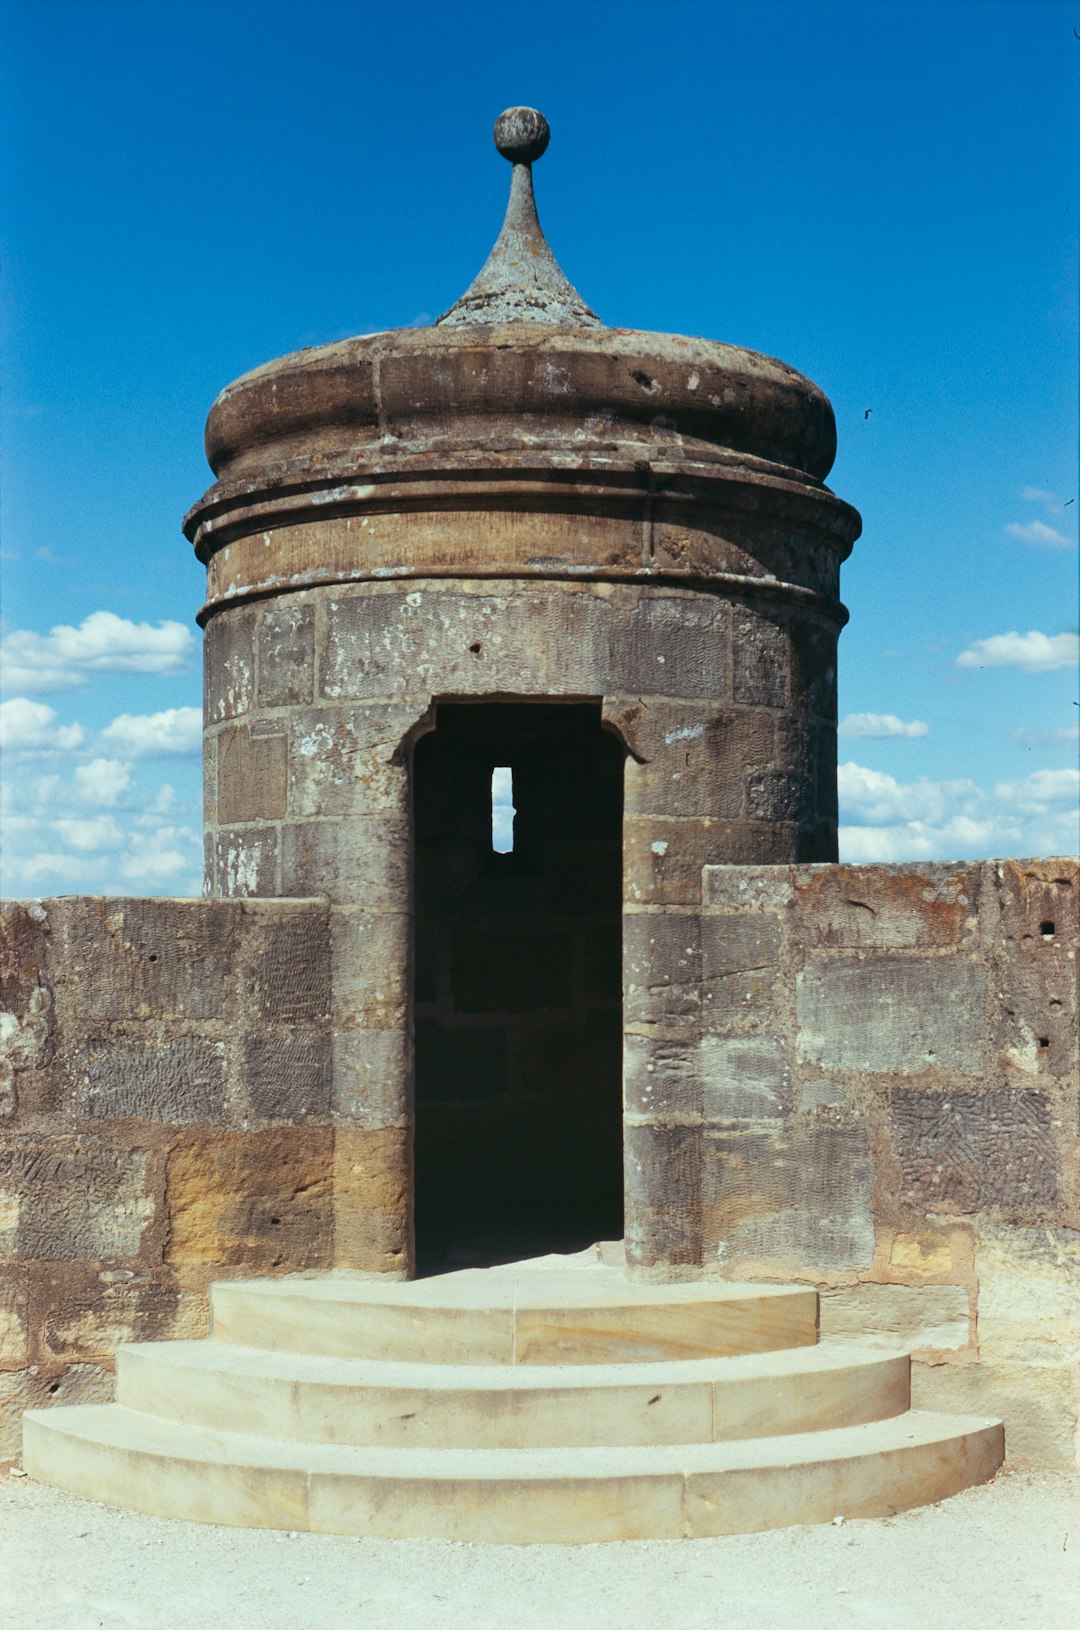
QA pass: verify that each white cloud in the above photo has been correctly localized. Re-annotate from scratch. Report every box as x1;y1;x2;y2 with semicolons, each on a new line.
839;713;929;740
1011;724;1079;748
995;768;1080;815
0;697;85;753
839;759;1078;862
837;762;982;826
118;826;201;883
51;815;125;853
1;851;103;889
0;612;196;694
1005;519;1072;549
956;631;1079;673
1020;486;1066;516
74;758;134;808
100;707;202;757
840;817;1015;864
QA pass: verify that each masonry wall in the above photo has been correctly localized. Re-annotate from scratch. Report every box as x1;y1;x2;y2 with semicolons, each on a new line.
2;859;1077;1467
625;856;1079;1466
0;896;335;1462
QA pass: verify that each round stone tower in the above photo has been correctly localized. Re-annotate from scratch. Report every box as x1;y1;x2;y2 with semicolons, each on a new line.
185;110;861;1275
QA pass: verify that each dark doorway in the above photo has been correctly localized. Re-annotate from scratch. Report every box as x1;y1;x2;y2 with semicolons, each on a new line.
412;702;624;1271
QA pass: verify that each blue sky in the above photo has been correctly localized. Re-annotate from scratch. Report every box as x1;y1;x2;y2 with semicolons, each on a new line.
1;0;1077;896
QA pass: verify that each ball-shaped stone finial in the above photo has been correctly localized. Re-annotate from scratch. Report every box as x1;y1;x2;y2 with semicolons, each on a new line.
493;106;550;165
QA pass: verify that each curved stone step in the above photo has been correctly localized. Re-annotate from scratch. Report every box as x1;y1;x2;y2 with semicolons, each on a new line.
22;1404;1004;1543
209;1268;819;1364
116;1339;909;1448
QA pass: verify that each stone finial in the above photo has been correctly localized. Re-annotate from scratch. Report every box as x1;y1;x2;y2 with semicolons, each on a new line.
436;107;602;328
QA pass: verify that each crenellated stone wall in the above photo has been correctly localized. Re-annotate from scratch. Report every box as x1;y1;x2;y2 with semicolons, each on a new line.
1;857;1076;1465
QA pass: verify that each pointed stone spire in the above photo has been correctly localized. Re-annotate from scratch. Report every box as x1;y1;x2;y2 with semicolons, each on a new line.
437;107;603;328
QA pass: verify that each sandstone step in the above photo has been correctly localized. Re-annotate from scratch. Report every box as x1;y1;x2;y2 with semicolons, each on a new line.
209;1267;819;1364
117;1338;909;1448
22;1404;1004;1543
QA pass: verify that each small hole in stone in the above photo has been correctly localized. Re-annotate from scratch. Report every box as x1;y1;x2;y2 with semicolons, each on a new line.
48;1382;60;1394
469;642;482;655
270;1216;281;1225
1039;921;1055;937
631;369;658;391
148;954;158;963
1038;1037;1050;1049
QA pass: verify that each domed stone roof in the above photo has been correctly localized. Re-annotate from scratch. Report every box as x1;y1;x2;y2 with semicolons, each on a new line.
184;109;859;621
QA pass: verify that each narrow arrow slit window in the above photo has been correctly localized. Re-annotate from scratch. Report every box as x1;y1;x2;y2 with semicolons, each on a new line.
491;766;515;853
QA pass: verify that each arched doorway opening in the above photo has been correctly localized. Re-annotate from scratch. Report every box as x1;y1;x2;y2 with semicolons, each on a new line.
412;701;624;1271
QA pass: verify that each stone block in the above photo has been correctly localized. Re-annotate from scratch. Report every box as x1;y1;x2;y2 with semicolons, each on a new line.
248;903;332;1024
0;1364;114;1464
971;1225;1080;1363
0;1272;28;1366
0;918;54;1117
700;1034;792;1122
700;913;782;1023
910;1359;1079;1468
60;897;240;1022
279;818;409;911
732;607;788;707
217;725;288;823
702;866;795;913
288;705;416;820
244;1031;332;1122
818;1283;970;1349
796;953;986;1074
624;1034;702;1119
890;1087;1061;1217
789;616;837;720
626;818;798;907
0;1140;155;1261
0;902;51;1029
332;1027;410;1128
813;723;838;825
992;860;1079;1078
333;1126;410;1272
210;827;279;897
165;1128;333;1277
624;914;701;1022
36;1273;206;1362
605;594;728;701
993;857;1079;951
701;1124;874;1272
622;706;746;820
82;1035;227;1123
257;598;315;708
624;1121;703;1268
794;863;978;948
888;1228;974;1277
331;911;409;1029
746;769;809;825
204;605;255;723
318;584;604;703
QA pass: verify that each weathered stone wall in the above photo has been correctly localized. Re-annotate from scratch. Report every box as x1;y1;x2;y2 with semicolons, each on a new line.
203;574;842;1254
3;859;1076;1466
625;856;1079;1466
0;895;335;1462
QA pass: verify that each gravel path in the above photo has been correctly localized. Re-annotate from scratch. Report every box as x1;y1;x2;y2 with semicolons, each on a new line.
1;1467;1077;1630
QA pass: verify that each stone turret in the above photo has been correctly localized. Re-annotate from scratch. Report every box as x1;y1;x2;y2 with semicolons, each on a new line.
184;109;861;1272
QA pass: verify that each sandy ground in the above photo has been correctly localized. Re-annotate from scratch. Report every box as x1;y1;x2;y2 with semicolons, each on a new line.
0;1467;1077;1630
